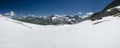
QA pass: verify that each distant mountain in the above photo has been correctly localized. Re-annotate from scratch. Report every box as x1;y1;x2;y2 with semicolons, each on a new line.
12;14;83;25
90;0;120;21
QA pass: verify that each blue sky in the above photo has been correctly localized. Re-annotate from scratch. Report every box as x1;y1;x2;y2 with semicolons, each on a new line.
0;0;113;16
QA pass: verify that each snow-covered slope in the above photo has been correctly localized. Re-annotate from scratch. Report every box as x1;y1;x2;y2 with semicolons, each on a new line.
107;5;120;12
0;15;120;48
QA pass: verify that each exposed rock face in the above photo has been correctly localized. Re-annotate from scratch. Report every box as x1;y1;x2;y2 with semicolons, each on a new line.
90;0;120;21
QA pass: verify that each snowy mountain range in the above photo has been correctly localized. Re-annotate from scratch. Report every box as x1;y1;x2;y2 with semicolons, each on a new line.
12;14;86;25
11;0;120;25
0;0;120;48
13;15;83;25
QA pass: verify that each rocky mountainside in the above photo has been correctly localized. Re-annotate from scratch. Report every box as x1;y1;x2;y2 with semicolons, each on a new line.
90;0;120;21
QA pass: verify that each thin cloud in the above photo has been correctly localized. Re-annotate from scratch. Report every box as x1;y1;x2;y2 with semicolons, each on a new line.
5;11;16;16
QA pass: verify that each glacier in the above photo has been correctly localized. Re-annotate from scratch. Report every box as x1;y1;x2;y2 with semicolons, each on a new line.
0;14;120;48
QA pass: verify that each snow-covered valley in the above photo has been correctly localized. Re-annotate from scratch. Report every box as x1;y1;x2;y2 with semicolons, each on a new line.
0;14;120;48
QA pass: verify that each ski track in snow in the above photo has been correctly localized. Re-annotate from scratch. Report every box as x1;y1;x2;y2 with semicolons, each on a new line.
0;15;120;48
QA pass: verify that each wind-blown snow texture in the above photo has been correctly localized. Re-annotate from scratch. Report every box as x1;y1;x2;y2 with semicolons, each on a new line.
0;14;120;48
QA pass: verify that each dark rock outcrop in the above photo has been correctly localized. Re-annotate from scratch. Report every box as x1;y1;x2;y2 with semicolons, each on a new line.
90;0;120;21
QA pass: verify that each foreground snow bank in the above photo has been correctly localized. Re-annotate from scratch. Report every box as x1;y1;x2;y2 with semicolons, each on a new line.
0;15;120;48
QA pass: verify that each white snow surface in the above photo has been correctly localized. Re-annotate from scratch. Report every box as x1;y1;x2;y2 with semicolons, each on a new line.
107;5;120;12
115;6;120;8
0;15;120;48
